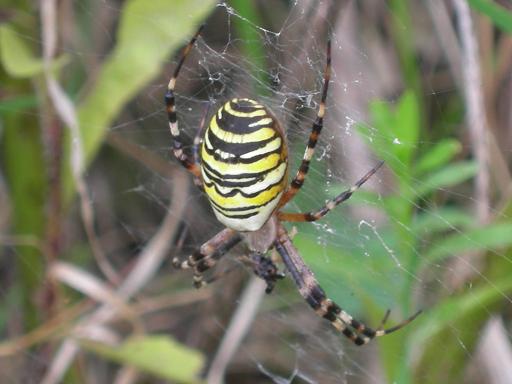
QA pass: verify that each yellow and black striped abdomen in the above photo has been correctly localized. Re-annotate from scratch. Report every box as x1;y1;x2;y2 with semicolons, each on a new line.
201;98;288;231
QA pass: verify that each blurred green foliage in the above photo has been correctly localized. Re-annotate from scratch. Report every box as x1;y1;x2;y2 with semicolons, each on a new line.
74;0;215;200
468;0;512;33
81;335;205;383
294;2;512;382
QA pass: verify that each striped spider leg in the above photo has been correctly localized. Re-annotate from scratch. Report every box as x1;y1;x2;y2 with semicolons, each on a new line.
165;24;205;180
277;161;384;222
268;36;421;343
274;223;421;345
172;228;242;288
276;41;331;210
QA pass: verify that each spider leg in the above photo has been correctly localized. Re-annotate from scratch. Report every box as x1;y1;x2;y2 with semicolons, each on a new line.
191;232;242;288
274;223;420;345
172;228;242;288
277;39;331;209
376;309;391;331
277;161;384;222
165;24;204;179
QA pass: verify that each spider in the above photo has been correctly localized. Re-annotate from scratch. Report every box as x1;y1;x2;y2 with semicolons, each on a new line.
165;24;421;345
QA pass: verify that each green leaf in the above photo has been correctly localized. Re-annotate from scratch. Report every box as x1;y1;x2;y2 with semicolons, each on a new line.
292;232;364;314
363;90;420;180
414;139;461;175
293;227;406;310
0;95;38;113
0;25;42;77
66;0;216;199
369;90;419;163
293;233;368;281
368;100;394;137
388;0;424;138
468;0;512;34
423;221;512;264
411;281;506;346
412;275;512;383
393;90;420;165
230;0;268;95
413;160;477;197
411;208;475;234
383;195;413;224
81;335;204;383
0;25;67;78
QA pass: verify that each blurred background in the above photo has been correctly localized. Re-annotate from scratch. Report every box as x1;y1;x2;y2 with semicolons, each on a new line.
1;0;512;383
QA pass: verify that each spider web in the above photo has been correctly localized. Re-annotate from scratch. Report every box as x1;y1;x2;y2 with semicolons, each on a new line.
2;1;511;383
126;3;501;383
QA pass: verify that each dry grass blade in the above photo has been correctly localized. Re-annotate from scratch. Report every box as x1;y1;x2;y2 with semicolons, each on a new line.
133;288;213;315
49;262;143;334
0;301;93;357
41;173;189;384
426;0;463;88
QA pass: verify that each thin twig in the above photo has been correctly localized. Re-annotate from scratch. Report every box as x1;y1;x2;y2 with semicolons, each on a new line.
114;366;139;384
452;0;490;224
426;0;463;88
206;276;267;384
475;317;512;384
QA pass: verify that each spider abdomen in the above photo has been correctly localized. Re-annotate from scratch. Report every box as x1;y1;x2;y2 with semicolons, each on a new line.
200;98;288;232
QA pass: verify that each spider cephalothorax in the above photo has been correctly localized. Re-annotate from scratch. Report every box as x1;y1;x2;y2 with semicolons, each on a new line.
165;24;420;345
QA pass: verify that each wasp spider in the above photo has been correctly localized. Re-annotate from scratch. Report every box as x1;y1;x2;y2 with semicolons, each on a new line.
166;25;421;345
